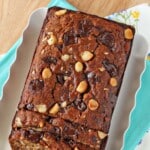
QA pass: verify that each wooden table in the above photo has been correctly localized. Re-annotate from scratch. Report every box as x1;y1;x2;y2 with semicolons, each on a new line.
0;0;149;54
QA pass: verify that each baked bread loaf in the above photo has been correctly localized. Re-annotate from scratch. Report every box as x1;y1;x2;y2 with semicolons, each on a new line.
9;7;135;150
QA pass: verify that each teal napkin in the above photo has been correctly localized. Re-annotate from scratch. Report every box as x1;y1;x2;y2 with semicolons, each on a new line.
0;38;22;99
48;0;76;10
122;57;150;150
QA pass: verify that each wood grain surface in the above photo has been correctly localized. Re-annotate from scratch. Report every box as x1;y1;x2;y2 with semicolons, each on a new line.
0;0;149;54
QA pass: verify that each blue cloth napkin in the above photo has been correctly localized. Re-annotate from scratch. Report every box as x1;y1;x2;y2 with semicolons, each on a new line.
48;0;76;10
0;38;22;99
122;58;150;150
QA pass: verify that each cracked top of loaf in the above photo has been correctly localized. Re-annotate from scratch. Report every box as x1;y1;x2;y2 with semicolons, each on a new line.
18;7;134;133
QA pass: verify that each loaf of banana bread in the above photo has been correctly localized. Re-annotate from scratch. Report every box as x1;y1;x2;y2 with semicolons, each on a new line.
9;7;135;150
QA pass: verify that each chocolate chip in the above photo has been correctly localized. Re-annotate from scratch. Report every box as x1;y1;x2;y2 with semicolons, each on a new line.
56;74;65;84
81;74;86;80
73;99;87;111
56;44;63;51
50;132;61;141
17;127;21;130
68;139;76;147
29;79;44;91
49;126;61;141
102;59;117;77
92;26;104;36
87;72;95;79
77;19;93;37
91;135;98;143
25;103;34;110
64;71;71;76
50;127;61;135
97;31;115;50
42;56;57;65
25;130;43;143
109;93;117;105
87;72;101;83
95;75;101;82
64;137;76;147
63;30;78;46
64;126;69;132
55;135;61;141
71;122;79;129
45;116;53;124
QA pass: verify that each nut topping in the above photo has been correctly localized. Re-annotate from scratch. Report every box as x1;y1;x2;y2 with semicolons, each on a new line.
41;49;45;54
110;77;117;87
31;70;36;75
47;33;57;45
39;122;44;128
15;117;22;127
76;80;88;93
64;76;68;80
83;93;89;100
49;103;60;115
81;51;94;61
55;9;67;16
61;101;67;108
42;68;52;79
43;137;48;142
75;61;83;72
124;28;133;40
74;147;79;150
36;104;47;113
104;88;109;91
97;131;107;139
61;54;70;61
104;51;109;55
99;66;105;72
88;99;99;111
